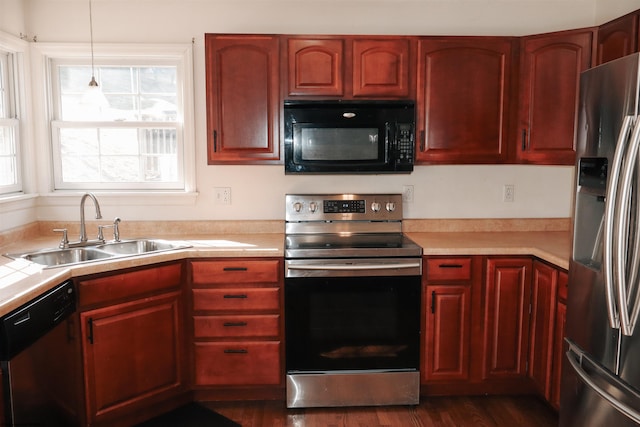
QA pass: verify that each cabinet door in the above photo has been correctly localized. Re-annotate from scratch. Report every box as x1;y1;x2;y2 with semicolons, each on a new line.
483;257;532;380
416;37;514;163
550;270;568;409
597;12;638;65
424;285;472;382
518;29;594;165
551;300;567;409
528;260;558;399
352;38;413;98
286;38;344;97
81;292;184;424
205;34;280;163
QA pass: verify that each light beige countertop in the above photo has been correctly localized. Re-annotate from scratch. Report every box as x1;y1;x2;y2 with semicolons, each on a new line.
0;219;571;318
0;233;284;315
406;231;570;270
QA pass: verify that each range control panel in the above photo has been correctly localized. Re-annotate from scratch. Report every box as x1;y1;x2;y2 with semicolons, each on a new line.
285;193;403;222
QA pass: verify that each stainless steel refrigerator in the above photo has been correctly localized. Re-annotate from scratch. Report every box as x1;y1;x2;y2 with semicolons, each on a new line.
562;52;640;426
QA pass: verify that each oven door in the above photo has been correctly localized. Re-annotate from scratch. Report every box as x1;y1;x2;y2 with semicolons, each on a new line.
284;267;421;373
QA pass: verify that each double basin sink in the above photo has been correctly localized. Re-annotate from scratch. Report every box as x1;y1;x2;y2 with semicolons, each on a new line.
7;239;190;268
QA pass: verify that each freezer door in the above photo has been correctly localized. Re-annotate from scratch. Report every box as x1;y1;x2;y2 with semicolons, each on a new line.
562;340;640;427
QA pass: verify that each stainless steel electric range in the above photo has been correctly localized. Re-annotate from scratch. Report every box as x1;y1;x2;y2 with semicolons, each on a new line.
284;193;422;408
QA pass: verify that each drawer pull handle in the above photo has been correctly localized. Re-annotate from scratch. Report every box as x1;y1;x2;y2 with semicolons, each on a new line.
223;267;248;271
439;264;463;269
223;294;248;299
224;349;248;354
223;322;248;327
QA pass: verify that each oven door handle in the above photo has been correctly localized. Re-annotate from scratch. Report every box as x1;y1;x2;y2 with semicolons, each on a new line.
287;262;421;271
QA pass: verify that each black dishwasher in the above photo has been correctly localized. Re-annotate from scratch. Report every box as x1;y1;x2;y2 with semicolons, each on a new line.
0;280;78;426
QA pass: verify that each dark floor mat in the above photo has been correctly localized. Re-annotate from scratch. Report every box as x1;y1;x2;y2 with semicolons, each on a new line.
135;402;241;427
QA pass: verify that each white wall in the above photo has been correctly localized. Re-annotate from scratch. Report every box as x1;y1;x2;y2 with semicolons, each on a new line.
4;0;640;229
595;0;640;24
0;0;25;37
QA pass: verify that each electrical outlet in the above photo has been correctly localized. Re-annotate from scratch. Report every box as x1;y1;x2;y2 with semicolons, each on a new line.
503;184;515;202
214;187;231;205
402;185;414;203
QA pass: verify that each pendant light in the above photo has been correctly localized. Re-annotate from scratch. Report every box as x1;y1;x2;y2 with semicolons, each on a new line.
81;0;108;112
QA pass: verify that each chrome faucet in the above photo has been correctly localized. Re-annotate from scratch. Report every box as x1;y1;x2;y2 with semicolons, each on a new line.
79;192;102;242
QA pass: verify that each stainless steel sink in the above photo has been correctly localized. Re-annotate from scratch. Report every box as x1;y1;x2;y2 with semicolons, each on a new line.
19;247;113;267
6;239;190;268
95;239;186;255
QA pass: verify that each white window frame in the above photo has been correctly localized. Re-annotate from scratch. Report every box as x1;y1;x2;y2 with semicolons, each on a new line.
33;43;196;195
0;32;28;197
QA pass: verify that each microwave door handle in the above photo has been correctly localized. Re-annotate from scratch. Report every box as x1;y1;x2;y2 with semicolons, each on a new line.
385;122;392;161
604;115;635;330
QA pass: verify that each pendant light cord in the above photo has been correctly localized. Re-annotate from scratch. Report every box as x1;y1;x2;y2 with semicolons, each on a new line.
89;0;98;86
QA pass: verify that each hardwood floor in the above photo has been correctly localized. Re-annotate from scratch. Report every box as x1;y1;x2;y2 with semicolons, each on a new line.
203;395;558;427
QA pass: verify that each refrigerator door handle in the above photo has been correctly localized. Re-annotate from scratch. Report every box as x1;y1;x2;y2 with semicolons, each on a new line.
604;115;635;329
566;341;640;424
615;119;640;336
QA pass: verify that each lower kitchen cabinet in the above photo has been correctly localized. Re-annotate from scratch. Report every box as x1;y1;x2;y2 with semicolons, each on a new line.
483;257;532;381
528;260;559;400
76;262;187;426
422;256;479;383
194;341;281;385
550;269;568;409
189;258;284;398
423;256;535;395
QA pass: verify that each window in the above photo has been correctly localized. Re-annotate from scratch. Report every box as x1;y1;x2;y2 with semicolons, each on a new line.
48;45;193;191
0;45;22;196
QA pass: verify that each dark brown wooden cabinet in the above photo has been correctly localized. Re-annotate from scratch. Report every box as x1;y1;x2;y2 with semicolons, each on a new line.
483;257;532;381
423;257;477;383
597;12;638;65
205;34;281;164
284;36;414;99
528;260;559;400
76;262;186;426
190;258;283;397
415;37;515;164
285;37;344;97
517;29;594;165
550;269;568;409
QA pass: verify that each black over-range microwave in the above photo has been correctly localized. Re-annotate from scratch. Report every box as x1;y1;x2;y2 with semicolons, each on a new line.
284;100;415;174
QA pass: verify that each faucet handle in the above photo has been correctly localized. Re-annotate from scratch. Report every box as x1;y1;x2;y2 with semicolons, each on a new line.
53;228;69;249
113;217;121;242
97;225;111;242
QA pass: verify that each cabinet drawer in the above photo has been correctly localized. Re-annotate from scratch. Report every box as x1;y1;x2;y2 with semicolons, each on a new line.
426;258;472;282
191;259;280;285
558;269;568;302
78;262;182;307
192;287;280;312
194;341;281;385
194;314;280;338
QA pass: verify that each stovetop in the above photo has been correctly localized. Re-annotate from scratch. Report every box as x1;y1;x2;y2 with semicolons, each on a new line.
285;233;422;259
285;193;422;259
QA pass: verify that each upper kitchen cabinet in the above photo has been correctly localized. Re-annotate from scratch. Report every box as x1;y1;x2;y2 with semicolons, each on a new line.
284;36;415;99
205;35;281;164
415;37;515;164
517;29;594;165
597;11;638;65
